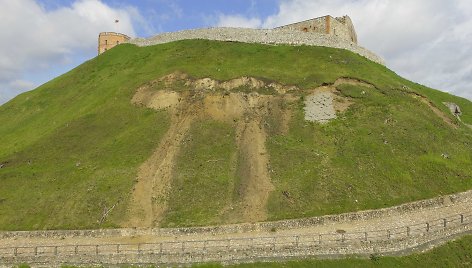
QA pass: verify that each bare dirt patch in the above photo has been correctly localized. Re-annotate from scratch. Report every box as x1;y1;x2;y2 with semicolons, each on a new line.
128;73;456;227
233;118;275;222
127;73;299;227
125;109;194;228
132;89;180;110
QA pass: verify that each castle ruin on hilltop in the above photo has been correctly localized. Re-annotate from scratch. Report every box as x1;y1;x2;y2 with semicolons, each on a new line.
98;32;130;54
97;15;384;65
275;15;357;44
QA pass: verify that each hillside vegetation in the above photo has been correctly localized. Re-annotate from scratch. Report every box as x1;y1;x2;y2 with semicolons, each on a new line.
0;40;471;230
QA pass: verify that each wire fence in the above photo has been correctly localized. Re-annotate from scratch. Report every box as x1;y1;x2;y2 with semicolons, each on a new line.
1;211;471;258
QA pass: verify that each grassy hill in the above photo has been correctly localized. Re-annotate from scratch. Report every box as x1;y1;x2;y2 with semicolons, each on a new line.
0;40;471;230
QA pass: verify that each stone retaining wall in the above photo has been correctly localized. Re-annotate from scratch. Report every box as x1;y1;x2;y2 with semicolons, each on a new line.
1;190;470;240
1;217;471;268
128;27;385;65
2;191;472;267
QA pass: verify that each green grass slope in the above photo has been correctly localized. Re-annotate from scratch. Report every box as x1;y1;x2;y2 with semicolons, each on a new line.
0;40;471;230
266;83;472;220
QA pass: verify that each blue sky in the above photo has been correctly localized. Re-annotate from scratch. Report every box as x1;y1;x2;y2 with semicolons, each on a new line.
1;0;472;104
39;0;279;35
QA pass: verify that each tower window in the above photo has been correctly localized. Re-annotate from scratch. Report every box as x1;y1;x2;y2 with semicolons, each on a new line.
105;40;108;45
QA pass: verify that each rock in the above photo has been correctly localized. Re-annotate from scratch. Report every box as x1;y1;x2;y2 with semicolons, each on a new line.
441;153;450;159
443;102;462;116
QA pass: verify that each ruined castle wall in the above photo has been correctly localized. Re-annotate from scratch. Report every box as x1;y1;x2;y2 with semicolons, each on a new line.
128;28;384;65
98;32;130;55
276;16;358;44
276;17;329;35
329;16;357;44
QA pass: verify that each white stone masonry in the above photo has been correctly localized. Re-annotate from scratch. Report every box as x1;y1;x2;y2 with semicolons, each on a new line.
128;27;385;65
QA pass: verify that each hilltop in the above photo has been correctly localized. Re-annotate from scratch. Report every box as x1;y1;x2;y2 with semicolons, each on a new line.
0;40;471;231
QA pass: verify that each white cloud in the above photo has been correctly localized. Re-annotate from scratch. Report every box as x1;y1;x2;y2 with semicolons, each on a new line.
0;0;138;105
215;0;472;101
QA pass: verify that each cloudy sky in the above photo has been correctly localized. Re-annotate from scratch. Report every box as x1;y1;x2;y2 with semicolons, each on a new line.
1;0;471;104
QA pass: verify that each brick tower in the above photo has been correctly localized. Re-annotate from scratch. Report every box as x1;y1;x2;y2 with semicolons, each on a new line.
98;32;131;55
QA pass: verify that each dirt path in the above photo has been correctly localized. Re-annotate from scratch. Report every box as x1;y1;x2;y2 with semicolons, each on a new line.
126;113;194;227
128;88;196;228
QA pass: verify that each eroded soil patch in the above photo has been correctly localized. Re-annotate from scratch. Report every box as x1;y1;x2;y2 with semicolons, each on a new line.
127;72;458;227
128;73;298;226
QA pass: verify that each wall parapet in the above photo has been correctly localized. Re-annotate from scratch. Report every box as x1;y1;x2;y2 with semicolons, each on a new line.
128;27;384;65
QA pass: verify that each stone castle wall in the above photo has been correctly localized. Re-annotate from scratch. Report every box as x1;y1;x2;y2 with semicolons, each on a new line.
276;16;357;44
98;32;130;55
332;16;357;44
277;16;330;34
128;27;384;65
